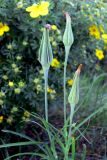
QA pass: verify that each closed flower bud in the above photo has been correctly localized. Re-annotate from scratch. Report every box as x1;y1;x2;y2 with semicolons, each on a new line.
38;27;53;70
63;12;74;50
68;64;82;106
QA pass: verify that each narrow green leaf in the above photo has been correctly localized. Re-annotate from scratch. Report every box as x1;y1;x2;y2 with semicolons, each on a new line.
0;141;41;149
4;152;46;160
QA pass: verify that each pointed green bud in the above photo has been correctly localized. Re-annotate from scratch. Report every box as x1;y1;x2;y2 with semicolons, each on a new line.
68;64;82;106
63;12;74;50
38;25;53;70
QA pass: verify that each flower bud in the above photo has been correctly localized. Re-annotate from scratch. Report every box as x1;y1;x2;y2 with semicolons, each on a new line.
63;12;74;50
68;64;82;106
38;27;53;70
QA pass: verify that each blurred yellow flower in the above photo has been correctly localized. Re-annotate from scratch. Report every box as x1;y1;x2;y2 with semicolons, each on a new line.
11;63;17;69
18;81;25;88
0;99;4;105
7;44;13;50
22;111;30;122
47;88;56;94
33;78;40;84
0;22;10;36
14;67;20;74
0;91;5;97
89;25;100;39
8;81;14;87
11;106;18;113
52;41;57;47
0;116;3;123
24;111;30;118
26;1;50;18
2;75;8;80
102;34;107;44
7;116;13;125
22;116;30;122
51;58;60;68
36;84;42;92
16;55;22;60
67;79;74;86
14;88;21;94
17;1;23;9
51;25;58;30
95;49;104;60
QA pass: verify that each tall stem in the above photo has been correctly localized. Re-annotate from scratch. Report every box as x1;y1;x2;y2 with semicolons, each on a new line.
44;68;49;122
64;46;70;123
69;104;75;137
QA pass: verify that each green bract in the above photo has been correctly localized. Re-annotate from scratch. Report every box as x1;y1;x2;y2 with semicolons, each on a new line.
63;12;74;50
68;65;81;106
38;27;53;70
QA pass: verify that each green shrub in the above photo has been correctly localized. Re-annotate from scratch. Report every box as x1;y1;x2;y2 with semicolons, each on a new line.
0;0;107;130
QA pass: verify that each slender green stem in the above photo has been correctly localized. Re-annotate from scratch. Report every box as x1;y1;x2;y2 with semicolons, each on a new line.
44;68;49;122
71;137;76;160
69;104;75;137
64;46;70;123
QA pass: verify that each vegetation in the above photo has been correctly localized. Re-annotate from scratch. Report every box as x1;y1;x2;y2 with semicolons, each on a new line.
0;0;107;159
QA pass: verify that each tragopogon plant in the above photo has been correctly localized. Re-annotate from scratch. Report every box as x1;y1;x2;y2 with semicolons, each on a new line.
63;12;74;123
68;64;82;136
38;24;53;122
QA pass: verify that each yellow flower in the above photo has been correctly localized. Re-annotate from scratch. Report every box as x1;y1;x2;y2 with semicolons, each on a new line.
24;111;30;118
7;44;13;50
0;91;5;97
51;58;60;68
51;25;58;30
18;81;25;88
95;49;104;60
67;79;74;86
26;1;50;18
16;55;22;60
0;99;4;105
102;34;107;44
89;25;100;39
14;67;20;74
8;81;14;87
47;88;56;94
0;116;3;123
36;85;42;92
11;63;17;69
0;22;10;36
33;78;40;84
22;116;30;122
2;75;8;80
11;106;18;113
52;41;57;47
14;88;21;94
17;1;23;9
7;116;13;125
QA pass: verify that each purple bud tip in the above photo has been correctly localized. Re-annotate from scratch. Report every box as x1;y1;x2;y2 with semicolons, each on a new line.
45;24;52;30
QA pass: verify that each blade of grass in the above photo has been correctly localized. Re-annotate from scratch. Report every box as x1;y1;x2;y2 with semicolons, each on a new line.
4;152;46;160
0;141;41;148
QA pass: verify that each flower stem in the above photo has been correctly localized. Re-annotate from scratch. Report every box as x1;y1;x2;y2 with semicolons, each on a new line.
64;46;70;123
69;104;75;137
44;68;49;122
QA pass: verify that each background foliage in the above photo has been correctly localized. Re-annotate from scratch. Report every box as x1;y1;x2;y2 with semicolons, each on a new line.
0;0;107;131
